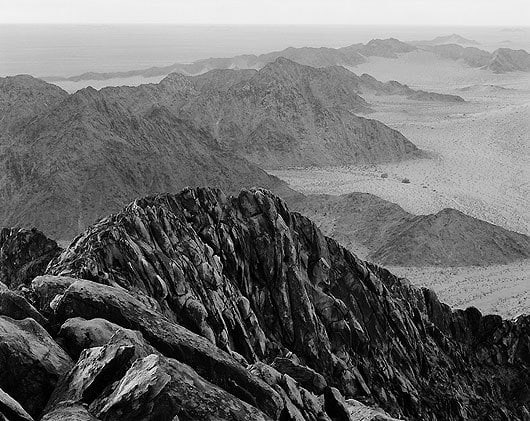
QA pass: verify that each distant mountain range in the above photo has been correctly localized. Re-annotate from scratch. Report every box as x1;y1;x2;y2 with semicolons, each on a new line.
292;193;530;266
411;33;480;46
44;36;530;84
0;74;296;239
1;59;435;239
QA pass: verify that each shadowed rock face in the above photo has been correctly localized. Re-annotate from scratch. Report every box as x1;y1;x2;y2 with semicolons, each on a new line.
44;187;530;420
0;228;61;288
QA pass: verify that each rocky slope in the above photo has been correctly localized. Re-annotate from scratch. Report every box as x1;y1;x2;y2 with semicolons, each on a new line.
0;187;528;421
291;193;530;266
0;75;296;240
486;48;530;73
0;75;68;137
98;58;422;168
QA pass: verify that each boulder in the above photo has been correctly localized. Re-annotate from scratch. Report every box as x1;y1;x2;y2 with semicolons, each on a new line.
0;316;72;417
272;357;327;394
91;354;271;421
40;404;99;421
45;334;146;412
30;275;76;317
324;387;351;421
53;279;283;419
0;289;47;326
0;387;34;421
57;317;124;358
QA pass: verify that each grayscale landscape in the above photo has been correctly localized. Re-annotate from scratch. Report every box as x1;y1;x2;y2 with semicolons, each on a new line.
0;1;529;420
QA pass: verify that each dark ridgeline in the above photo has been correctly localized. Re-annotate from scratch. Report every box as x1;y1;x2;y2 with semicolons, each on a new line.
0;188;528;420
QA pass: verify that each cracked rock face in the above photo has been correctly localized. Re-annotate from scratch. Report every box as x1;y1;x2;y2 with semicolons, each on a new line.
0;187;528;420
0;316;72;418
0;228;61;288
44;187;529;420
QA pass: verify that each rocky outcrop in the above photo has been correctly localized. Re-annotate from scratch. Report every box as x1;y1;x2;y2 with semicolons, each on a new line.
0;228;61;288
0;316;72;418
40;404;98;421
0;289;47;325
0;387;34;421
39;187;529;420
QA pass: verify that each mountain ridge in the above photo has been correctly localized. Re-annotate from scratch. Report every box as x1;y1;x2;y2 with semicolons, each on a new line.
1;186;527;420
43;37;530;84
0;74;298;240
292;192;530;266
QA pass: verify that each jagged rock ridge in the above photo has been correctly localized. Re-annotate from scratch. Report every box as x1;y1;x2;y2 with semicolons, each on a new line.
14;187;523;420
292;192;530;266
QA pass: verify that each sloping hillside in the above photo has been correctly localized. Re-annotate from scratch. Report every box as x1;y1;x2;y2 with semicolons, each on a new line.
97;58;422;168
292;192;530;266
0;76;295;240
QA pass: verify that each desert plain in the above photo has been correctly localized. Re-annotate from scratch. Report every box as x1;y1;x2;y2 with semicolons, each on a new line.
271;50;530;318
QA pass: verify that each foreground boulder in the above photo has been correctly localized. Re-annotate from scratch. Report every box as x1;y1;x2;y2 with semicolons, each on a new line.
0;316;72;417
0;289;47;326
57;317;124;358
92;353;271;420
52;279;283;419
44;187;530;420
40;404;98;421
46;328;274;420
0;387;33;421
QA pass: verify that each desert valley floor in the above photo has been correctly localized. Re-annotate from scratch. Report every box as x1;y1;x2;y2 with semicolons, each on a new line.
270;53;530;318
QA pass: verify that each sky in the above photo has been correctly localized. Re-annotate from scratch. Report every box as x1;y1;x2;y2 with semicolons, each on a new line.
0;0;529;26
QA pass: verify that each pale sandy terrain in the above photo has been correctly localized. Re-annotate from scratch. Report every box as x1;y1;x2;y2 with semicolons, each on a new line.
271;71;530;235
388;261;529;320
271;57;530;317
351;49;530;92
